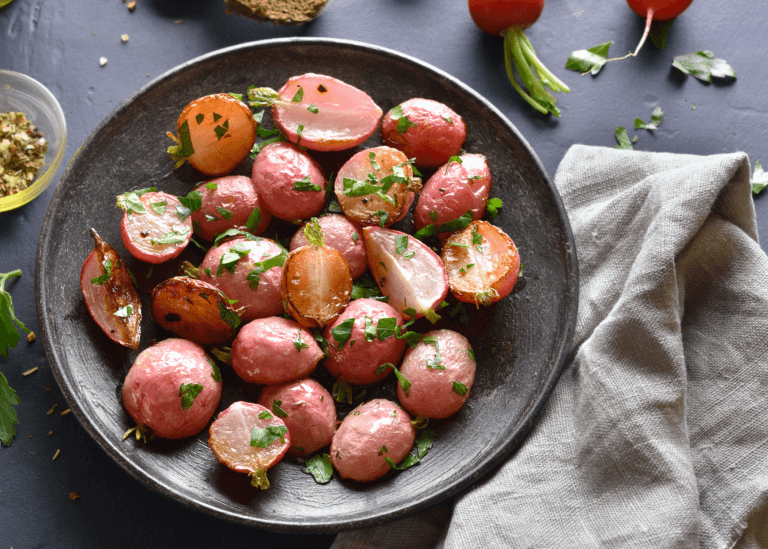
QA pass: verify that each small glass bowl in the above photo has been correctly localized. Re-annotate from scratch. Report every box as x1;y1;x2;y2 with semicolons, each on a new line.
0;70;67;212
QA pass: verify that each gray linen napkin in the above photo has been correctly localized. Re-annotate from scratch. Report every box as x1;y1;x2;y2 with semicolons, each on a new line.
332;145;768;549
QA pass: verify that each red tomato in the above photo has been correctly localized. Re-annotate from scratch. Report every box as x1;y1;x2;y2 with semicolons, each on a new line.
468;0;545;36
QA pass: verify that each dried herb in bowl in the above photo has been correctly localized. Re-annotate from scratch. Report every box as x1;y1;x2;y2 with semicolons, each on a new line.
0;112;48;198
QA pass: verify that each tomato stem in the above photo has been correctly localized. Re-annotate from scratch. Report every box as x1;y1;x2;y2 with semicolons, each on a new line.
502;28;568;117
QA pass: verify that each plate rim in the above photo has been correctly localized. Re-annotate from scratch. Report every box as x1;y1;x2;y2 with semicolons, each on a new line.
35;37;579;533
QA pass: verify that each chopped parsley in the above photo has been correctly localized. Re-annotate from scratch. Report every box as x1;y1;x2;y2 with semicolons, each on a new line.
272;399;289;418
672;50;736;82
293;175;322;192
179;382;203;410
331;318;355;350
486;198;503;219
246;249;288;290
216;243;250;276
293;329;310;352
303;453;333;484
91;258;113;285
385;428;435;471
250;425;288;447
565;41;613;75
113;304;133;318
374;363;411;395
635;106;664;131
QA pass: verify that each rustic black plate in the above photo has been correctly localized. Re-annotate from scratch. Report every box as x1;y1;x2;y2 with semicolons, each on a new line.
36;38;578;533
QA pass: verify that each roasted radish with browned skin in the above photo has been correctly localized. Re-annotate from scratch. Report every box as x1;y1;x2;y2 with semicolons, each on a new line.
231;316;323;385
188;176;271;241
122;338;223;440
290;214;368;280
381;98;466;169
251;142;327;222
248;73;382;152
257;379;336;456
330;399;416;482
118;189;192;264
282;218;353;329
209;401;291;489
397;329;475;419
442;221;521;306
150;277;241;345
334;146;420;228
364;226;448;322
167;93;257;176
80;229;141;349
199;235;286;323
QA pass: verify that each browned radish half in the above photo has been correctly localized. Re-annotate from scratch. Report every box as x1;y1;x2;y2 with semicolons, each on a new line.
442;221;521;306
208;401;291;489
150;276;241;345
167;93;257;176
281;218;353;329
118;190;192;264
363;226;448;322
248;73;382;152
290;214;368;279
79;229;141;349
334;146;420;227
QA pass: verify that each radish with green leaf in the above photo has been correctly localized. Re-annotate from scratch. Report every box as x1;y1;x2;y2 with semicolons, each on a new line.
468;0;570;116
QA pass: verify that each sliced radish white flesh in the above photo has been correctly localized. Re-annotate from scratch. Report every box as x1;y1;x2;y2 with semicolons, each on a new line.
79;229;141;350
208;401;291;489
270;74;382;152
363;226;448;321
442;221;520;306
335;146;418;227
281;245;353;328
119;191;192;264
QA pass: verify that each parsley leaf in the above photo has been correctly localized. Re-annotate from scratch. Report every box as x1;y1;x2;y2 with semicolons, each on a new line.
672;51;736;83
377;317;397;340
218;303;241;330
331;318;355;350
292;86;304;102
390;105;418;134
216;243;250;276
179;382;203;410
215;206;234;220
395;235;409;255
0;372;21;446
91;258;112;285
113;304;133;318
452;381;469;396
293;329;310;352
151;227;190;246
272;399;289;418
635;106;664;130
751;161;768;195
213;229;261;248
259;410;273;419
414;211;473;240
208;358;221;382
374;363;411;395
364;316;377;342
250;425;288;447
614;126;634;150
486;197;503;219
246;249;288;290
150;200;167;215
245;206;262;232
293;175;322;192
565;41;613;75
304;453;333;484
385;428;435;471
350;273;388;302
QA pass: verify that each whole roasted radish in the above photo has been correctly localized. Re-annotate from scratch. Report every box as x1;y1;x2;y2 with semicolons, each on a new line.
188;176;271;241
248;74;382;152
290;214;368;280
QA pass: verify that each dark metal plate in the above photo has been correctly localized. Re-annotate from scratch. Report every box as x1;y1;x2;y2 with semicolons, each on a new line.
36;38;578;533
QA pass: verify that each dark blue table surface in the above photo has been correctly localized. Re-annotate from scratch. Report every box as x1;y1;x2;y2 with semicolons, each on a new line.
1;0;766;547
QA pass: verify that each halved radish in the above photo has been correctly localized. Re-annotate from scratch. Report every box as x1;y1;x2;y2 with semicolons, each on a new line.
414;154;492;234
80;229;141;349
290;214;368;279
167;93;257;176
335;146;420;227
150;276;241;345
208;401;291;489
363;226;449;322
118;190;192;264
248;73;382;152
442;221;520;306
281;218;353;329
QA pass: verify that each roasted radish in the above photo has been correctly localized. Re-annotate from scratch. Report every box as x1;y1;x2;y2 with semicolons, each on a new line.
334;146;420;228
290;214;368;279
208;401;291;489
251;142;327;222
231;316;323;385
397;329;475;419
323;298;407;386
150;277;241;345
80;229;141;350
363;226;449;322
199;236;286;323
414;154;492;235
248;73;382;152
281;219;353;329
122;338;223;439
118;189;192;264
381;98;467;168
188;176;271;241
257;379;336;456
330;399;416;482
442;221;520;306
167;93;257;176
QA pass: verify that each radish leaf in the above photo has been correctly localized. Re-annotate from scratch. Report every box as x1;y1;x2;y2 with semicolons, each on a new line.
565;41;613;75
672;51;736;83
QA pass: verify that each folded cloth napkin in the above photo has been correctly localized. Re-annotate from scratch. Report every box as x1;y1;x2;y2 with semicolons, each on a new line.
332;145;768;549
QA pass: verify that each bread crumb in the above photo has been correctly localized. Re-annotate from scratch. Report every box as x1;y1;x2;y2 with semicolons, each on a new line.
99;57;108;67
127;0;136;10
70;491;81;500
121;34;129;43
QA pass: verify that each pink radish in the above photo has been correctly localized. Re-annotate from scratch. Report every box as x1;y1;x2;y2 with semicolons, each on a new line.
248;74;383;152
363;226;449;322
